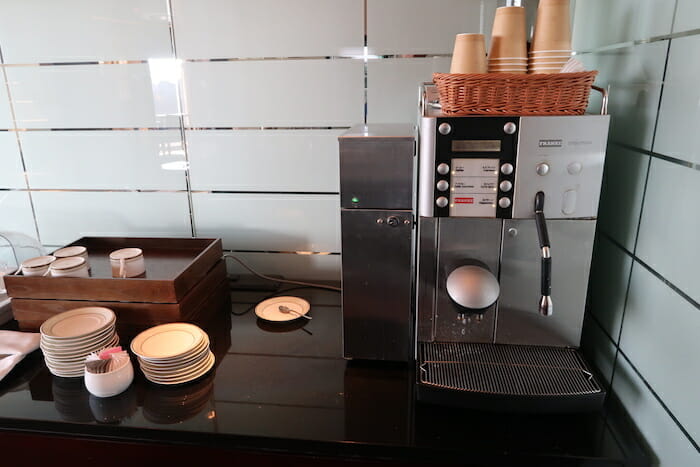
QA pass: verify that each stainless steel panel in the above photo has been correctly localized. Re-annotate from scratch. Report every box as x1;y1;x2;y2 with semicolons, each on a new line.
416;217;437;343
339;124;415;210
512;116;610;219
418;116;436;217
496;219;596;347
341;209;413;361
433;218;502;343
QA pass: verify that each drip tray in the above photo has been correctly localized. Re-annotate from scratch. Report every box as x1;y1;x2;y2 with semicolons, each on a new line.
417;342;605;413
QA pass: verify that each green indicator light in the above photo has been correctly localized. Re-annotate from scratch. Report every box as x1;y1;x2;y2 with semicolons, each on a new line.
351;196;359;203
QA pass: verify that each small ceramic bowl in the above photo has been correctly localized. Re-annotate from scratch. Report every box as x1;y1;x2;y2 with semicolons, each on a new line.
20;255;56;276
109;248;145;278
49;256;89;278
84;358;134;398
54;245;90;269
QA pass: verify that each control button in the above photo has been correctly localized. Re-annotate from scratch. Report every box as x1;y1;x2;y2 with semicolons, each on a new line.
438;123;452;135
387;216;400;227
503;122;517;134
567;162;583;175
498;197;511;209
437;163;450;175
499;180;513;192
562;189;577;215
436;180;449;191
500;163;514;175
536;162;550;176
436;196;449;208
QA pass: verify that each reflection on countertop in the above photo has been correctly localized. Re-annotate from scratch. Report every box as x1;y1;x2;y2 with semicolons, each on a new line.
0;286;649;465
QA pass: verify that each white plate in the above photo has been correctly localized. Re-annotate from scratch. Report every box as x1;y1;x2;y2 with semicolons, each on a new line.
254;296;310;322
40;325;116;349
131;323;206;359
143;352;215;385
138;347;209;372
136;334;209;365
43;335;119;363
141;351;214;379
40;307;115;339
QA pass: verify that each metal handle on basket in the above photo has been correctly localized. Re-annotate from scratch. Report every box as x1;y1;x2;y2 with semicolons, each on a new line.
591;85;608;116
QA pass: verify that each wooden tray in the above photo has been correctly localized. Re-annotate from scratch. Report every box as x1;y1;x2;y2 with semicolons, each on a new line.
5;237;223;303
11;260;227;330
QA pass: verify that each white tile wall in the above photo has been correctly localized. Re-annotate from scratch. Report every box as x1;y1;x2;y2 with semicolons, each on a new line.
171;0;363;59
183;60;364;127
620;264;700;442
0;79;13;129
572;0;675;50
597;146;649;251
225;251;341;281
193;193;339;252
580;317;616;384
577;42;667;151
612;355;700;467
367;0;496;55
673;0;700;34
635;159;700;303
654;35;700;165
0;191;37;240
367;57;451;124
588;236;633;341
6;64;180;129
0;0;172;63
20;130;186;190
0;132;25;189
187;130;341;192
32;192;191;245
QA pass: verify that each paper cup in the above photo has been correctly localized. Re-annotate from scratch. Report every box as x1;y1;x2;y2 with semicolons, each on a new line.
531;0;572;53
450;33;487;73
489;6;527;61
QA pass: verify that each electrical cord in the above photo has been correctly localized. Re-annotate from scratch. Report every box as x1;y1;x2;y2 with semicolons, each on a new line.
222;253;341;292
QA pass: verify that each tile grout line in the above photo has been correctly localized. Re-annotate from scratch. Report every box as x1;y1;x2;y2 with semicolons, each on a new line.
0;45;43;245
606;16;677;401
166;0;196;238
587;314;700;453
0;54;454;68
363;0;368;124
600;231;699;310
576;27;700;55
610;141;700;171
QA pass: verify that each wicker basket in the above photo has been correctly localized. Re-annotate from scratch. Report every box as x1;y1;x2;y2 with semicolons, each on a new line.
433;71;598;116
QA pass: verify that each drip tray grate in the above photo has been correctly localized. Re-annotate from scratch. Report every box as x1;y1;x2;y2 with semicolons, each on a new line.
418;342;601;397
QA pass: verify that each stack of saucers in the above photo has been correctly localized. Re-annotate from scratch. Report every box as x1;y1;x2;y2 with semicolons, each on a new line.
40;307;118;378
131;323;215;385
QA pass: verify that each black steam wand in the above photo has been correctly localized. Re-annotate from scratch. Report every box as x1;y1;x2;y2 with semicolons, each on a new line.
534;191;553;316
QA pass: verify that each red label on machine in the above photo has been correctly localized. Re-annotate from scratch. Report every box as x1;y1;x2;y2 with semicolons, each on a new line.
455;197;474;204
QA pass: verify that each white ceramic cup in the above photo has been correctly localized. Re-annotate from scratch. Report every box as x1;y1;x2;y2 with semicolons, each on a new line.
84;359;134;398
53;245;90;269
109;248;145;278
21;255;57;276
49;256;90;278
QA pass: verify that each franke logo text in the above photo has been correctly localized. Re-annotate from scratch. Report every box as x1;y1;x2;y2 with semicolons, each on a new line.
538;139;563;148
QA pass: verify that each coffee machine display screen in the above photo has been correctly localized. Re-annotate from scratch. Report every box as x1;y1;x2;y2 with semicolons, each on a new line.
449;158;499;217
452;140;502;153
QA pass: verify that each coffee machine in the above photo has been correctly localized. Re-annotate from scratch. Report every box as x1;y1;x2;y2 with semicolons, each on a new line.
414;84;610;411
338;83;610;411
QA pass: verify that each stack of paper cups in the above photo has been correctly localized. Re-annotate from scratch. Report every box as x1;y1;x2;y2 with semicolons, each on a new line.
529;0;573;73
488;6;527;74
450;33;487;74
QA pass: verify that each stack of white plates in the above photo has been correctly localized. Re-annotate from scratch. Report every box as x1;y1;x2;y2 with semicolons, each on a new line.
40;307;118;378
130;323;215;385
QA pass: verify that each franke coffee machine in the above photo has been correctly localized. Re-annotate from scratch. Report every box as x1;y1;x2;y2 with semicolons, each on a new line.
414;84;610;411
339;83;610;411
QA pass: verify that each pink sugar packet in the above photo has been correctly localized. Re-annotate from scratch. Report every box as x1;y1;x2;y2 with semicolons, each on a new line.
98;346;122;360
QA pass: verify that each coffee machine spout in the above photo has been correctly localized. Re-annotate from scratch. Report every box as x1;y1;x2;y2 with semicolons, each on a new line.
535;191;553;316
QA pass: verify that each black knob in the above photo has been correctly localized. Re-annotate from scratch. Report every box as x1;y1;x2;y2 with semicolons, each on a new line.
387;216;400;227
